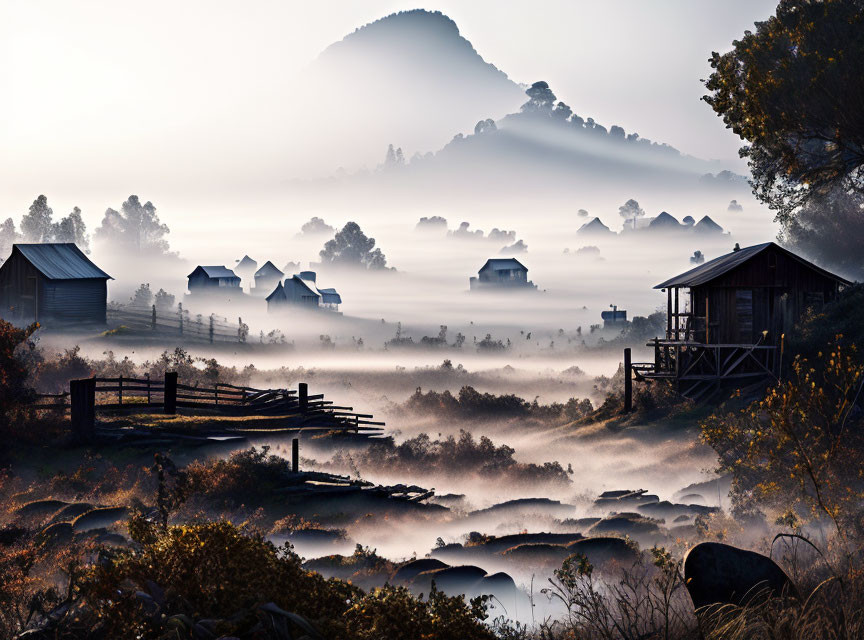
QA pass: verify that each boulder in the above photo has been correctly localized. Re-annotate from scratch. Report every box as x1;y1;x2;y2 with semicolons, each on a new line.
391;558;449;585
501;543;571;566
683;542;798;609
37;521;74;545
50;503;95;524
15;499;68;520
71;506;128;533
478;571;517;594
478;531;583;554
411;565;487;595
638;500;717;521
468;498;575;519
565;537;639;567
589;513;662;538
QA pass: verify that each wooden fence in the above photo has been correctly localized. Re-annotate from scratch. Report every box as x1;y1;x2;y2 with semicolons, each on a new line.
42;373;385;441
106;304;245;343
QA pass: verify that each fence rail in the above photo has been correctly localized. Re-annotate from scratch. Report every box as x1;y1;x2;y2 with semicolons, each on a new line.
47;373;385;441
106;303;244;343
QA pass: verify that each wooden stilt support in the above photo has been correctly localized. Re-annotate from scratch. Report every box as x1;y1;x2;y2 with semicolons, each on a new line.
623;348;633;413
292;438;299;473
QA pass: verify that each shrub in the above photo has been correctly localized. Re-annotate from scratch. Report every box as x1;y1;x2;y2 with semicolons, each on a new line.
186;446;288;507
701;338;864;541
329;429;571;487
0;319;39;441
77;519;493;640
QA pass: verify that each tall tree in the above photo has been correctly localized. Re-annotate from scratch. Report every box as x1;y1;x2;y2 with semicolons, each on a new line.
52;206;89;250
94;195;171;254
704;0;864;222
780;187;864;280
618;199;646;230
20;195;54;243
0;219;19;258
319;222;388;270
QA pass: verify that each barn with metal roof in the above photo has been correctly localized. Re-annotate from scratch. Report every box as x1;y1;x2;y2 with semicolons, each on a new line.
0;243;112;325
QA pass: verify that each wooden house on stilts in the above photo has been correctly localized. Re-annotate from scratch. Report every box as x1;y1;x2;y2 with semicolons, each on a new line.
629;242;850;403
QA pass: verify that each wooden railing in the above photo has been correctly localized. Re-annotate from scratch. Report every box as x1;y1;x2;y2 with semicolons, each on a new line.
51;373;385;440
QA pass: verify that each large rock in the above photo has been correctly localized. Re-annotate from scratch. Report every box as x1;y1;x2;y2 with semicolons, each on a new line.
501;543;571;566
50;503;95;524
589;513;662;539
411;565;487;595
391;558;449;585
683;542;798;609
15;499;68;520
565;537;639;567
71;506;128;533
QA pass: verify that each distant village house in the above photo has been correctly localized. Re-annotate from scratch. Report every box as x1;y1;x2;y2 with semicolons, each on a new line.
267;271;342;312
187;266;242;292
469;258;536;290
252;261;284;296
601;304;627;329
0;243;112;325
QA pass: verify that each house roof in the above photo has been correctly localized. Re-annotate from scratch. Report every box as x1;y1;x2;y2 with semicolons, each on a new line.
265;281;285;302
654;242;852;289
479;258;527;272
236;255;257;269
317;287;342;304
13;243;112;280
578;217;613;234
288;275;320;297
189;265;238;279
693;215;723;233
255;261;284;278
648;212;681;228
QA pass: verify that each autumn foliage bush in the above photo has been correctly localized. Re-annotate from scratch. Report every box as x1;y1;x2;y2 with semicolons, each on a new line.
701;338;864;542
75;519;494;640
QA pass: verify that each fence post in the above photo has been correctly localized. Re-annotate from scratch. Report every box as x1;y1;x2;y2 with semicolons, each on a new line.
164;371;178;414
209;314;214;344
146;373;151;405
298;382;308;413
178;303;184;336
292;438;299;473
623;348;633;413
118;374;123;405
70;378;95;441
151;304;157;330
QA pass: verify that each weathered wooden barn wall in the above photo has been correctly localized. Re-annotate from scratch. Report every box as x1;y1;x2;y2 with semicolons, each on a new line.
686;245;844;345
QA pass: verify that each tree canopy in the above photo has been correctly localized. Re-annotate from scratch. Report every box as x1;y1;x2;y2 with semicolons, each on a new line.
94;195;171;254
704;0;864;220
618;199;645;229
319;222;388;270
520;81;557;113
52;206;89;250
20;195;54;243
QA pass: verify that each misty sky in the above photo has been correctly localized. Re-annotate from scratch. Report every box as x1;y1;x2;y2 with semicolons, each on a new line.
1;0;777;211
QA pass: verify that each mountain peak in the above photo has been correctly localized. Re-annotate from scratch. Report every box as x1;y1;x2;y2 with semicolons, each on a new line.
344;9;460;37
318;9;516;86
